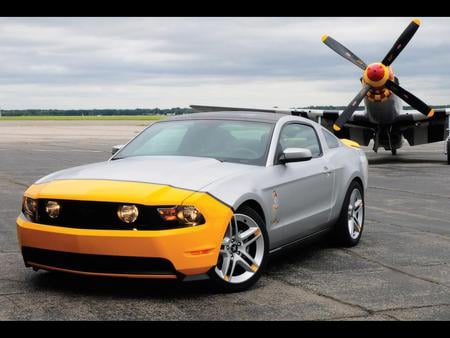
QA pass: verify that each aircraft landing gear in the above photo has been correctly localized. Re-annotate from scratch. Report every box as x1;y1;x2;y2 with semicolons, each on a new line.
391;148;397;155
447;139;450;165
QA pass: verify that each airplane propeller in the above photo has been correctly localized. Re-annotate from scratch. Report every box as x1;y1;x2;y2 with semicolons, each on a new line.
381;19;421;66
321;35;367;70
322;18;434;132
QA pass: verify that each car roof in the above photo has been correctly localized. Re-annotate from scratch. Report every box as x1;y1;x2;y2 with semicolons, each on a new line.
165;111;288;124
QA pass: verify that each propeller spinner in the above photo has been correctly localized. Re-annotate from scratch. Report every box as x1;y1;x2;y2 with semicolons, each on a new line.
322;18;434;132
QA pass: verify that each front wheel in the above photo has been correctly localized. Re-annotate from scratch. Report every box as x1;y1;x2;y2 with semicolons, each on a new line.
208;205;268;292
332;180;365;247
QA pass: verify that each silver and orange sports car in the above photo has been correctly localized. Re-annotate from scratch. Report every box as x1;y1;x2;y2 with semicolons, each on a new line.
17;111;368;291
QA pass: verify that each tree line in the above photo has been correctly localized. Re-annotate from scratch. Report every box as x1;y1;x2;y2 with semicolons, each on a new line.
0;108;194;116
1;105;450;116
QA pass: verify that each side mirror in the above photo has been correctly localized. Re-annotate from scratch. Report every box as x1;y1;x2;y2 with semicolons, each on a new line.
112;144;124;155
279;148;312;164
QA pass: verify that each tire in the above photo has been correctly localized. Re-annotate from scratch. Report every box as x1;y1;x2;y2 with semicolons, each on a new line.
332;180;365;247
447;139;450;165
208;205;269;293
391;148;397;155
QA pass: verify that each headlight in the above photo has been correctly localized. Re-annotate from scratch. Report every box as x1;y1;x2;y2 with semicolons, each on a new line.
117;204;139;224
45;201;60;219
22;196;37;220
157;206;205;226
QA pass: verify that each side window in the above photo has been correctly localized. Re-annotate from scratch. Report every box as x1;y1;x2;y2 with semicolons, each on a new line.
277;123;322;159
322;128;341;149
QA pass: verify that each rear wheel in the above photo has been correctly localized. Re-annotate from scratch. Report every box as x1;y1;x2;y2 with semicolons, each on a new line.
332;180;365;247
208;205;268;292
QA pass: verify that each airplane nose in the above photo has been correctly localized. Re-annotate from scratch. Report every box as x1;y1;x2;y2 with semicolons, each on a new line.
363;62;389;88
366;63;385;82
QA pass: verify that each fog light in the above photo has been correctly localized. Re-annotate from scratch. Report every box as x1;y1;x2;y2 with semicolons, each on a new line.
117;204;139;223
45;201;61;219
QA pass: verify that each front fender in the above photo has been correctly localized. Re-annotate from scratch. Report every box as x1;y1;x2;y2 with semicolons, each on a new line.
232;193;268;225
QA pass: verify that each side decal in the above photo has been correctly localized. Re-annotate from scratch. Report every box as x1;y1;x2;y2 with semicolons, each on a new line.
272;190;279;224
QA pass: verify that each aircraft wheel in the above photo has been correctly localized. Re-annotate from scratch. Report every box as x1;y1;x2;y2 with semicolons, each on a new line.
447;139;450;165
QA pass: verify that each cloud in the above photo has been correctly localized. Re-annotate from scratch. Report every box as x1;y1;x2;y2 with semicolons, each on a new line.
0;17;449;109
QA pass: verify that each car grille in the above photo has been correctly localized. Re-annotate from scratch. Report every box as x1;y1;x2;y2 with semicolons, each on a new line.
22;247;177;276
34;199;181;230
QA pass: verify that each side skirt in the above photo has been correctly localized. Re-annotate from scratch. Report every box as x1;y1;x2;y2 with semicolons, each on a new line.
268;227;332;255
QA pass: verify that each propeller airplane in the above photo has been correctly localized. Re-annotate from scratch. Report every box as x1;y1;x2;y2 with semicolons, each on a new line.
191;19;450;164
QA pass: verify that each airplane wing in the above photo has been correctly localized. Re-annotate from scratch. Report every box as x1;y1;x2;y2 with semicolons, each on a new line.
190;104;342;119
190;105;375;146
304;109;375;146
394;108;450;146
190;105;288;114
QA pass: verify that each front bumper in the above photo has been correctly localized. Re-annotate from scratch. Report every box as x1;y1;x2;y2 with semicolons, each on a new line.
17;180;233;278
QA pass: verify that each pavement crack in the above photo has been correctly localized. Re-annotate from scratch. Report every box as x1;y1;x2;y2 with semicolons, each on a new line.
343;249;449;289
367;205;450;225
365;217;450;240
265;274;372;316
368;185;450;200
0;292;28;297
383;313;401;320
0;174;29;188
375;303;450;314
324;313;395;321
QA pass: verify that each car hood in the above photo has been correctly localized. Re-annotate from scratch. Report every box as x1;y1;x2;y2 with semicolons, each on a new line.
36;156;255;192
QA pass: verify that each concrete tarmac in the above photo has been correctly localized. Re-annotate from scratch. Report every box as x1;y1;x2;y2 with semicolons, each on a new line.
0;120;449;320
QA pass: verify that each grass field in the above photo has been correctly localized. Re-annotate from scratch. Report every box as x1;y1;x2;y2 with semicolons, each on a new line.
0;115;165;121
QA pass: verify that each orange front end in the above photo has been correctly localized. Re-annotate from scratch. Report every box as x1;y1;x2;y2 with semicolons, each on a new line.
16;180;233;279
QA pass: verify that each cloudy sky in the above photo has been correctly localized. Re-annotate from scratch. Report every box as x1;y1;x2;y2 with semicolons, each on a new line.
1;17;450;109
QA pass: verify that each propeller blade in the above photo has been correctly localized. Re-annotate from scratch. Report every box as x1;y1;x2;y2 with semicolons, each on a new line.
321;35;367;70
384;79;434;117
381;19;421;66
332;84;371;131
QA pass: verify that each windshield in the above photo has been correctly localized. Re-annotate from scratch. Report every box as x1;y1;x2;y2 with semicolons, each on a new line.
113;119;274;166
112;120;273;165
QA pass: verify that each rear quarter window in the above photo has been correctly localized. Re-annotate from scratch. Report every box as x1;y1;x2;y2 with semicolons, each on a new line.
322;128;341;149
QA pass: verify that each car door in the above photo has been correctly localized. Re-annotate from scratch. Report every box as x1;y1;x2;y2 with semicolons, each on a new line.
267;122;334;245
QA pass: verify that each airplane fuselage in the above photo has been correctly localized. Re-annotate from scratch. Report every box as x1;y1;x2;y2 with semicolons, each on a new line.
362;89;405;152
364;92;403;125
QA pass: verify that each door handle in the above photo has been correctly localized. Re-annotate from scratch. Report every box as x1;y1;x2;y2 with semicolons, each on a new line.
323;166;331;175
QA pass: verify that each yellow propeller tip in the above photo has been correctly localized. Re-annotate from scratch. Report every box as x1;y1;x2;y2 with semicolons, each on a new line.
413;18;421;26
333;124;341;132
321;34;328;42
427;109;435;118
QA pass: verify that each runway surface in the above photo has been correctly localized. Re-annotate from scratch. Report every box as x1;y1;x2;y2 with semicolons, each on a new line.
0;120;449;320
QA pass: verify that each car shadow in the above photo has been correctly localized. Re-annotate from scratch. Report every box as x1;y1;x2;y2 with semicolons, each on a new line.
28;237;332;298
266;239;330;270
367;155;446;165
29;270;214;299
